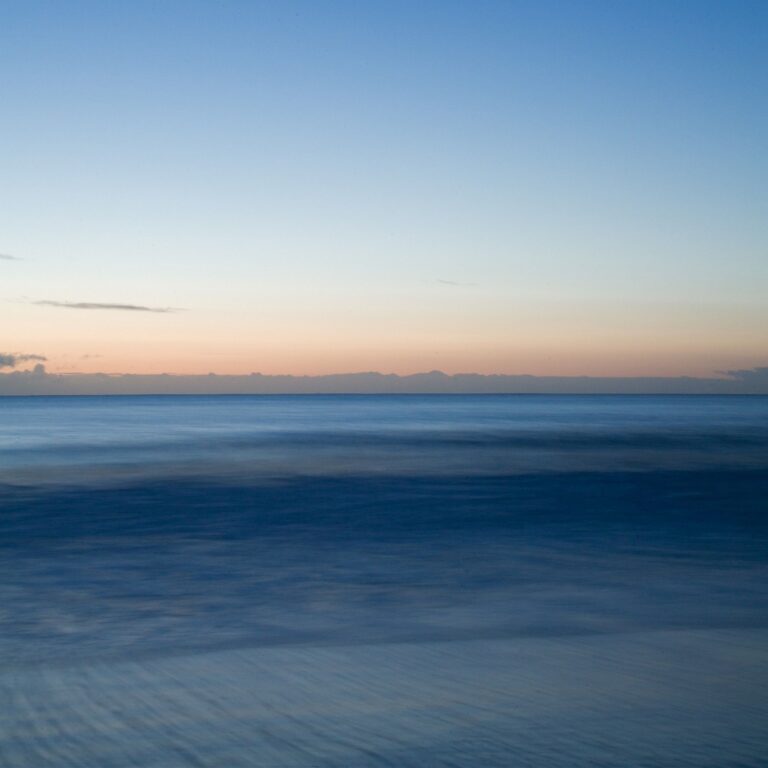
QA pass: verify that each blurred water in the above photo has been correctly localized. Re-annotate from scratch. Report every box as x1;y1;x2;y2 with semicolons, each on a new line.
2;394;768;483
1;395;767;766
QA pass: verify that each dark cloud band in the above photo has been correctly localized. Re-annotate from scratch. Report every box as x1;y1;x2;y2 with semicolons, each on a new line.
35;300;176;313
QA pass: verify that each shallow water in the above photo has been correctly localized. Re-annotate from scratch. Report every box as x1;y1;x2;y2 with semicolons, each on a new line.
2;395;767;765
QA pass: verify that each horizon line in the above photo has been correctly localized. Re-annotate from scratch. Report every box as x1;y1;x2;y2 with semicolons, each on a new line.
1;366;767;396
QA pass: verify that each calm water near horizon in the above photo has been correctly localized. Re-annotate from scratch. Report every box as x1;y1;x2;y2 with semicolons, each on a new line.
4;393;768;483
2;395;768;766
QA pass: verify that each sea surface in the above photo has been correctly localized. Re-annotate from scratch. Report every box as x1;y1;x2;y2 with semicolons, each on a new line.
1;394;768;766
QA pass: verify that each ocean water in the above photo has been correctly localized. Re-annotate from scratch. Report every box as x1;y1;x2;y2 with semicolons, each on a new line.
1;395;768;766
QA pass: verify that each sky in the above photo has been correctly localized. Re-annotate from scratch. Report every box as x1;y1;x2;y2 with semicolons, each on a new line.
2;0;767;379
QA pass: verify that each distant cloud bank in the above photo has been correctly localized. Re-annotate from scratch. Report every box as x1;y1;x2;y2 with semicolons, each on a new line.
723;367;768;384
34;301;177;313
1;367;768;395
0;253;21;261
0;353;47;370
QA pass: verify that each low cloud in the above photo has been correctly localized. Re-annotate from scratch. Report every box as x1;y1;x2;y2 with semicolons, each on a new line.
0;253;21;261
723;367;768;383
35;300;177;313
0;353;47;369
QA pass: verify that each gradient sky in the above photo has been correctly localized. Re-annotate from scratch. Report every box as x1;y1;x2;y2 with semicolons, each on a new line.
2;0;767;377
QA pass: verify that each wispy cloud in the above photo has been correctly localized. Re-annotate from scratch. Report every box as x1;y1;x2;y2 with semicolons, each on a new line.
0;253;21;261
35;300;178;313
437;279;478;287
0;353;47;369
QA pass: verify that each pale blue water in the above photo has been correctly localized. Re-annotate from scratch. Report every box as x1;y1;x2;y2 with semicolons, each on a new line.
1;395;767;766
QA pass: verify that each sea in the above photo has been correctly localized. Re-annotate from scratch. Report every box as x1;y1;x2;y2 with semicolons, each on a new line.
1;394;767;766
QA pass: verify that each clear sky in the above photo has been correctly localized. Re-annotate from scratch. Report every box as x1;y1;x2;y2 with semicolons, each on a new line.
2;0;767;377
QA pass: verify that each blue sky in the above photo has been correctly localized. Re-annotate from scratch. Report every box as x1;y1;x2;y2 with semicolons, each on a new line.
2;1;767;376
